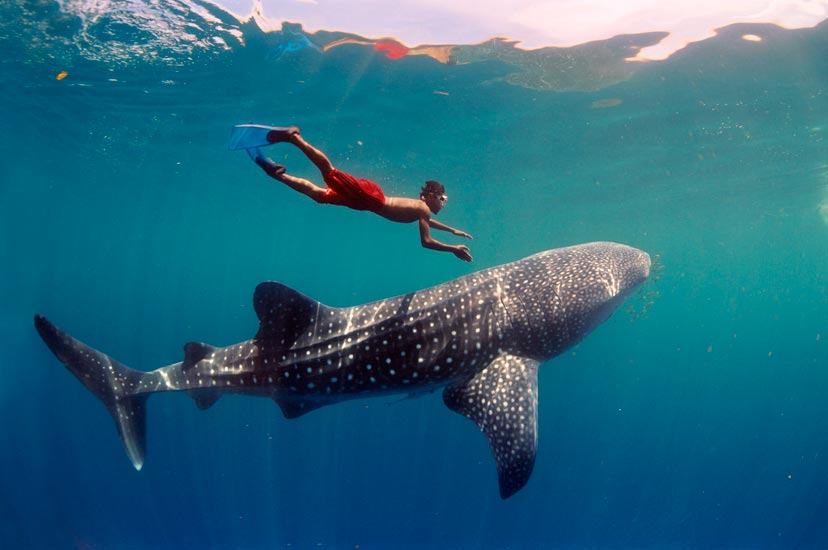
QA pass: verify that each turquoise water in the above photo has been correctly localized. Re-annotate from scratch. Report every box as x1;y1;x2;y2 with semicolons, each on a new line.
3;3;828;548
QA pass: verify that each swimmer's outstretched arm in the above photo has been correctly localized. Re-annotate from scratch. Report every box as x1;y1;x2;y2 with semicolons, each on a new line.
419;218;473;262
428;218;472;240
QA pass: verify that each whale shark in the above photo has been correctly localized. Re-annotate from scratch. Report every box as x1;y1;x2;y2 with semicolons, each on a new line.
34;241;650;498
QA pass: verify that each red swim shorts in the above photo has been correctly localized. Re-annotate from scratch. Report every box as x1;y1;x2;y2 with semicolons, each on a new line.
319;169;386;212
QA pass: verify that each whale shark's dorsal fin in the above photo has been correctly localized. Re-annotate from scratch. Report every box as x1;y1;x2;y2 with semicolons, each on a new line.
253;282;335;350
443;353;540;499
182;342;218;371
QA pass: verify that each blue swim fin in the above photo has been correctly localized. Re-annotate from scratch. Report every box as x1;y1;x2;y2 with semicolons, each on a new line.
229;124;294;150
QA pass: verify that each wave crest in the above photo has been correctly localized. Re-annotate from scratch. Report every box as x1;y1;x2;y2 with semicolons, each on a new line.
45;0;244;65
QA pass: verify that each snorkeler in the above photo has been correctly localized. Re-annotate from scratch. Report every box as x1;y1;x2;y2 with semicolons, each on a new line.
251;126;473;262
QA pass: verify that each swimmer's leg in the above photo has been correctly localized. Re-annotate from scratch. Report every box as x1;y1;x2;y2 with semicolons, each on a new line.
268;128;335;177
253;151;327;203
291;133;334;177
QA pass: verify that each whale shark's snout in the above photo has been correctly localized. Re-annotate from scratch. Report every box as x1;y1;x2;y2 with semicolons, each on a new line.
506;242;652;361
584;244;651;330
622;247;651;293
587;242;651;298
641;250;652;274
590;242;651;306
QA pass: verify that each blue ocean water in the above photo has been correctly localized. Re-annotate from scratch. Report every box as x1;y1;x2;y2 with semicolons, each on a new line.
3;2;828;549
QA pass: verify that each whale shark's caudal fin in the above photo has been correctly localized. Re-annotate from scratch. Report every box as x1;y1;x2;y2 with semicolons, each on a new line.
443;353;540;499
34;315;149;470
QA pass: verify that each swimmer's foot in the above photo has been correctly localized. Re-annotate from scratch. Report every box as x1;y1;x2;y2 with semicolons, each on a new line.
266;126;300;144
255;156;286;178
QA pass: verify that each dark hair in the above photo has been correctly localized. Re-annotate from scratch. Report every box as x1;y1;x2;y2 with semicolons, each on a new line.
421;180;445;196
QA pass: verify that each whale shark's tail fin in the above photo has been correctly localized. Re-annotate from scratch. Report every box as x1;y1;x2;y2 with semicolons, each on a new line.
34;315;149;470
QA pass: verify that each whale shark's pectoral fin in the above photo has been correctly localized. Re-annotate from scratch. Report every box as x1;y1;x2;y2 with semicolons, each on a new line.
253;282;336;351
443;353;540;499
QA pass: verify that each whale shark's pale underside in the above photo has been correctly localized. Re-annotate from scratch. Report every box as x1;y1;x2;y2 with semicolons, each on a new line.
35;241;650;498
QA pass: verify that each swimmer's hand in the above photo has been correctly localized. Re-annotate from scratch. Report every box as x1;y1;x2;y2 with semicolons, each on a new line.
452;229;472;240
453;245;473;262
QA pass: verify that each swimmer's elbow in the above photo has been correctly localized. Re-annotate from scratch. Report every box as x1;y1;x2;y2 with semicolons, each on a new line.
421;237;443;252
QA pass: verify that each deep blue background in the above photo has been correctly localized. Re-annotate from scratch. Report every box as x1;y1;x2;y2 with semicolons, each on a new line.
2;4;828;548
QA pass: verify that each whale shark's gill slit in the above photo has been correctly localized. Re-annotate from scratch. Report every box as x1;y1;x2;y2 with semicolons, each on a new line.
494;277;515;336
